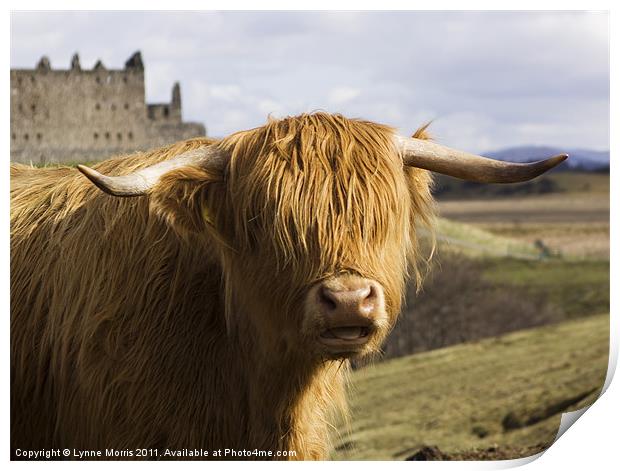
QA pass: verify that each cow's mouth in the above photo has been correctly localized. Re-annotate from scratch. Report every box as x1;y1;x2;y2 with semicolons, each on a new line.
319;326;371;347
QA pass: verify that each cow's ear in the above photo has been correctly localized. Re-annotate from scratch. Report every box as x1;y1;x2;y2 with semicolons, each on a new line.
148;166;221;235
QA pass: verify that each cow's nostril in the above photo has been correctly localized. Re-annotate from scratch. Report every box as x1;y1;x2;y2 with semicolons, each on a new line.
319;287;338;311
360;285;376;307
361;285;373;301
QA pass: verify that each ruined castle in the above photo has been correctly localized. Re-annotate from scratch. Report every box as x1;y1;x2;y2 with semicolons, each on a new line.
10;51;206;164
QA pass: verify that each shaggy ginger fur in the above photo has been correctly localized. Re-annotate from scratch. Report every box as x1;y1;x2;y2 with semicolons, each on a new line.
11;113;435;459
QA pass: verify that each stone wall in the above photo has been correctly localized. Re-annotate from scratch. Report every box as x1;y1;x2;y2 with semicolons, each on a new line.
10;51;206;164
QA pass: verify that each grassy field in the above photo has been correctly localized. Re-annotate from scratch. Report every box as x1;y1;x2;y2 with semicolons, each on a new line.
431;218;540;259
435;171;609;260
333;314;609;460
430;171;609;320
437;193;609;224
422;218;609;320
476;221;609;260
482;258;609;319
439;193;609;258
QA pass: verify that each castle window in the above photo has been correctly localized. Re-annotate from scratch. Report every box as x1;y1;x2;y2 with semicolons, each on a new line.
18;104;23;112
163;106;169;118
96;77;101;84
117;132;122;141
123;76;128;83
124;103;129;110
17;77;22;85
128;132;133;140
95;103;101;110
111;104;116;111
36;133;42;140
30;76;35;83
24;133;29;141
11;133;16;140
94;133;99;140
31;104;36;113
105;132;110;140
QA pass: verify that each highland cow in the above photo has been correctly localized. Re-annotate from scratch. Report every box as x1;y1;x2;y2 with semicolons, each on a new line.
10;113;566;459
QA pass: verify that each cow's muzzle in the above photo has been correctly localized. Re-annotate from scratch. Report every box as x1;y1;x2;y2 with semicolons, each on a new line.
306;275;387;357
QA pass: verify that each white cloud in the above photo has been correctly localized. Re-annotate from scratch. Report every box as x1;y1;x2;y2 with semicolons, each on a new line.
209;85;243;102
10;11;609;150
257;99;284;117
327;87;361;106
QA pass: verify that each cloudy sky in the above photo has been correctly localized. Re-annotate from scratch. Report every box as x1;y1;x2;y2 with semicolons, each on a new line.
10;11;609;152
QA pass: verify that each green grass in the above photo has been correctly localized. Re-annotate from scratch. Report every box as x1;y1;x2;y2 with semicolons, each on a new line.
432;218;539;259
482;258;609;319
422;217;609;320
333;314;609;460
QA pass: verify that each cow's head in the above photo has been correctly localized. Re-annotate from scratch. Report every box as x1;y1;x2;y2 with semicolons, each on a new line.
78;113;566;360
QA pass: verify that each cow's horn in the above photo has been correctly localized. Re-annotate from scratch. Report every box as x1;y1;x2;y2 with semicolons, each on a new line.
77;147;226;197
395;135;567;183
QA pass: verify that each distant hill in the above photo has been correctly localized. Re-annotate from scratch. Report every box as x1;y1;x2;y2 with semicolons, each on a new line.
485;146;609;171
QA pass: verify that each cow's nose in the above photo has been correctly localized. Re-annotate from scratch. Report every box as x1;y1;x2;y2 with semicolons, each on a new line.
317;278;383;325
320;285;373;315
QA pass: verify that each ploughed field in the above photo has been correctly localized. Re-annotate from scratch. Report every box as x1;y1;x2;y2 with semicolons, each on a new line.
333;314;609;460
